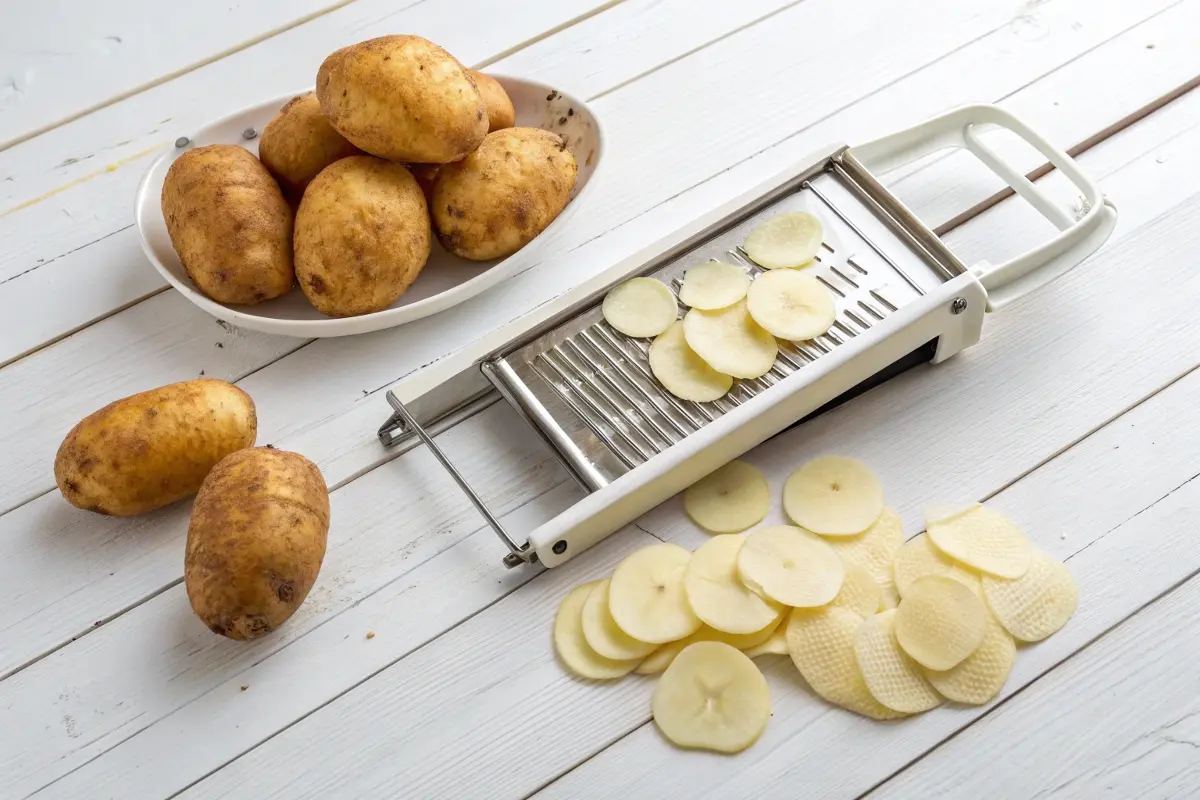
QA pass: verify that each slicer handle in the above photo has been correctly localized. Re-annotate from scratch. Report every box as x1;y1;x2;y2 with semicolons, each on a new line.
850;104;1117;311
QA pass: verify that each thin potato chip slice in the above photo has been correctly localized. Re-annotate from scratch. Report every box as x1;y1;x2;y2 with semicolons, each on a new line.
636;619;781;674
683;460;770;534
737;525;845;608
679;261;750;310
682;301;778;379
685;535;785;634
743;211;823;270
609;543;702;644
878;580;901;611
783;455;884;536
553;582;642;679
746;269;836;341
926;504;1033;579
924;613;1015;704
894;575;988;671
854;609;943;713
892;533;983;599
830;562;883;618
581;578;658;660
653;641;771;753
982;549;1078;642
648;321;733;402
824;507;905;584
743;623;789;658
602;277;678;338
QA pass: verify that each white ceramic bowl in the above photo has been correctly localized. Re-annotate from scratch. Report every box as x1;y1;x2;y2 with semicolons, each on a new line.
135;76;602;337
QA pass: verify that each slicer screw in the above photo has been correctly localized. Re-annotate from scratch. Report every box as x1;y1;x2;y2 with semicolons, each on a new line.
950;297;968;315
174;136;190;148
242;127;258;140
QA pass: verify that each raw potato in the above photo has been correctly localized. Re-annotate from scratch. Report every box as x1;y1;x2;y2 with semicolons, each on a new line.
602;277;678;338
746;269;836;341
258;92;360;198
894;575;988;671
878;580;902;611
553;582;642;679
743;211;823;269
924;613;1015;704
831;563;884;618
653;641;771;753
609;543;702;644
408;163;441;204
678;262;750;310
737;526;845;608
294;156;431;317
682;460;770;533
185;447;330;640
161;144;294;305
743;624;789;658
432;127;577;261
892;533;983;599
648;322;733;402
471;71;516;131
783;455;884;536
982;549;1078;642
636;619;781;674
685;535;784;634
683;300;778;379
854;610;943;713
824;507;905;584
581;579;658;661
927;504;1033;579
316;35;487;163
54;379;256;517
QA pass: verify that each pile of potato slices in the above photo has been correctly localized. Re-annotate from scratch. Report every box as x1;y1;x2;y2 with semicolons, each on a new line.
553;455;1079;753
601;211;836;402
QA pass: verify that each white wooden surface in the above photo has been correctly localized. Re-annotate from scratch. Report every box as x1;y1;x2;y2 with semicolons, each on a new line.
1;1;1197;797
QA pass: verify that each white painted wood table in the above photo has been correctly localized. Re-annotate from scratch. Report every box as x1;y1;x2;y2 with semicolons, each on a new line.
1;1;1198;797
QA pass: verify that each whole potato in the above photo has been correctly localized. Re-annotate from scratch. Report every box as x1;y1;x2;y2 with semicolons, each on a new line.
471;71;515;132
185;447;330;641
54;379;256;516
408;162;440;205
316;35;487;163
258;92;360;198
161;144;294;305
294;155;431;317
432;127;577;261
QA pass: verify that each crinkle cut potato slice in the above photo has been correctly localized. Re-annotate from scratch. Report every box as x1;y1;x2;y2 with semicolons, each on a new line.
743;211;824;270
736;525;845;608
926;504;1033;579
854;609;943;713
746;269;836;341
648;321;733;402
783;455;884;536
830;562;883;618
635;619;782;675
682;300;778;379
553;582;642;679
743;623;789;658
581;578;658;660
609;543;702;644
678;261;751;310
653;641;771;753
683;460;770;534
892;533;983;599
982;548;1078;642
894;575;988;671
602;277;678;338
824;507;905;584
685;535;784;635
924;613;1015;704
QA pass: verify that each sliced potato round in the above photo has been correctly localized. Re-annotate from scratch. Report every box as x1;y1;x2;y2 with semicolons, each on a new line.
824;507;905;584
553;582;642;679
581;578;658;661
927;504;1033;579
602;277;678;338
737;525;845;608
682;301;778;379
609;543;703;644
683;460;770;534
742;623;789;658
854;609;943;713
786;606;906;720
746;269;836;341
924;613;1015;704
653;641;771;753
648;321;733;402
894;575;988;671
783;455;884;536
685;535;785;634
830;562;883;618
678;261;750;310
636;619;781;674
982;548;1078;642
878;580;901;611
743;211;823;270
892;533;983;599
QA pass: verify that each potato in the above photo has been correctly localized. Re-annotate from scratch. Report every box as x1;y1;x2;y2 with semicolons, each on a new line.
185;447;330;641
258;92;360;198
316;35;487;163
161;144;294;305
471;71;515;131
294;155;431;317
54;379;256;516
431;127;577;261
408;162;441;205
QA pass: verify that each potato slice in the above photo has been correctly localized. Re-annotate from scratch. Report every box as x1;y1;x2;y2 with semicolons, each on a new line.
830;562;883;618
982;548;1078;642
602;277;678;338
894;576;988;671
737;525;845;608
553;582;642;679
878;580;901;611
743;211;823;270
926;504;1033;579
892;533;983;599
783;455;884;536
678;261;751;310
685;535;785;634
609;543;703;644
924;613;1015;704
682;460;770;534
648;321;733;402
854;609;943;713
746;269;836;341
581;578;658;661
824;507;905;584
682;301;778;379
743;623;789;658
636;619;781;674
786;606;906;720
653;641;771;753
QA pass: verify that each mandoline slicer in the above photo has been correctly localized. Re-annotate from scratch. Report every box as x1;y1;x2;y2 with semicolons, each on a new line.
375;105;1117;568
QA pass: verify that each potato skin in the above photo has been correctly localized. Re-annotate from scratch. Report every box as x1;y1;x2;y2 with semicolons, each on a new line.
295;155;431;317
258;92;360;198
161;144;294;305
471;71;515;132
316;35;487;163
54;379;256;516
185;448;330;641
432;127;577;261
